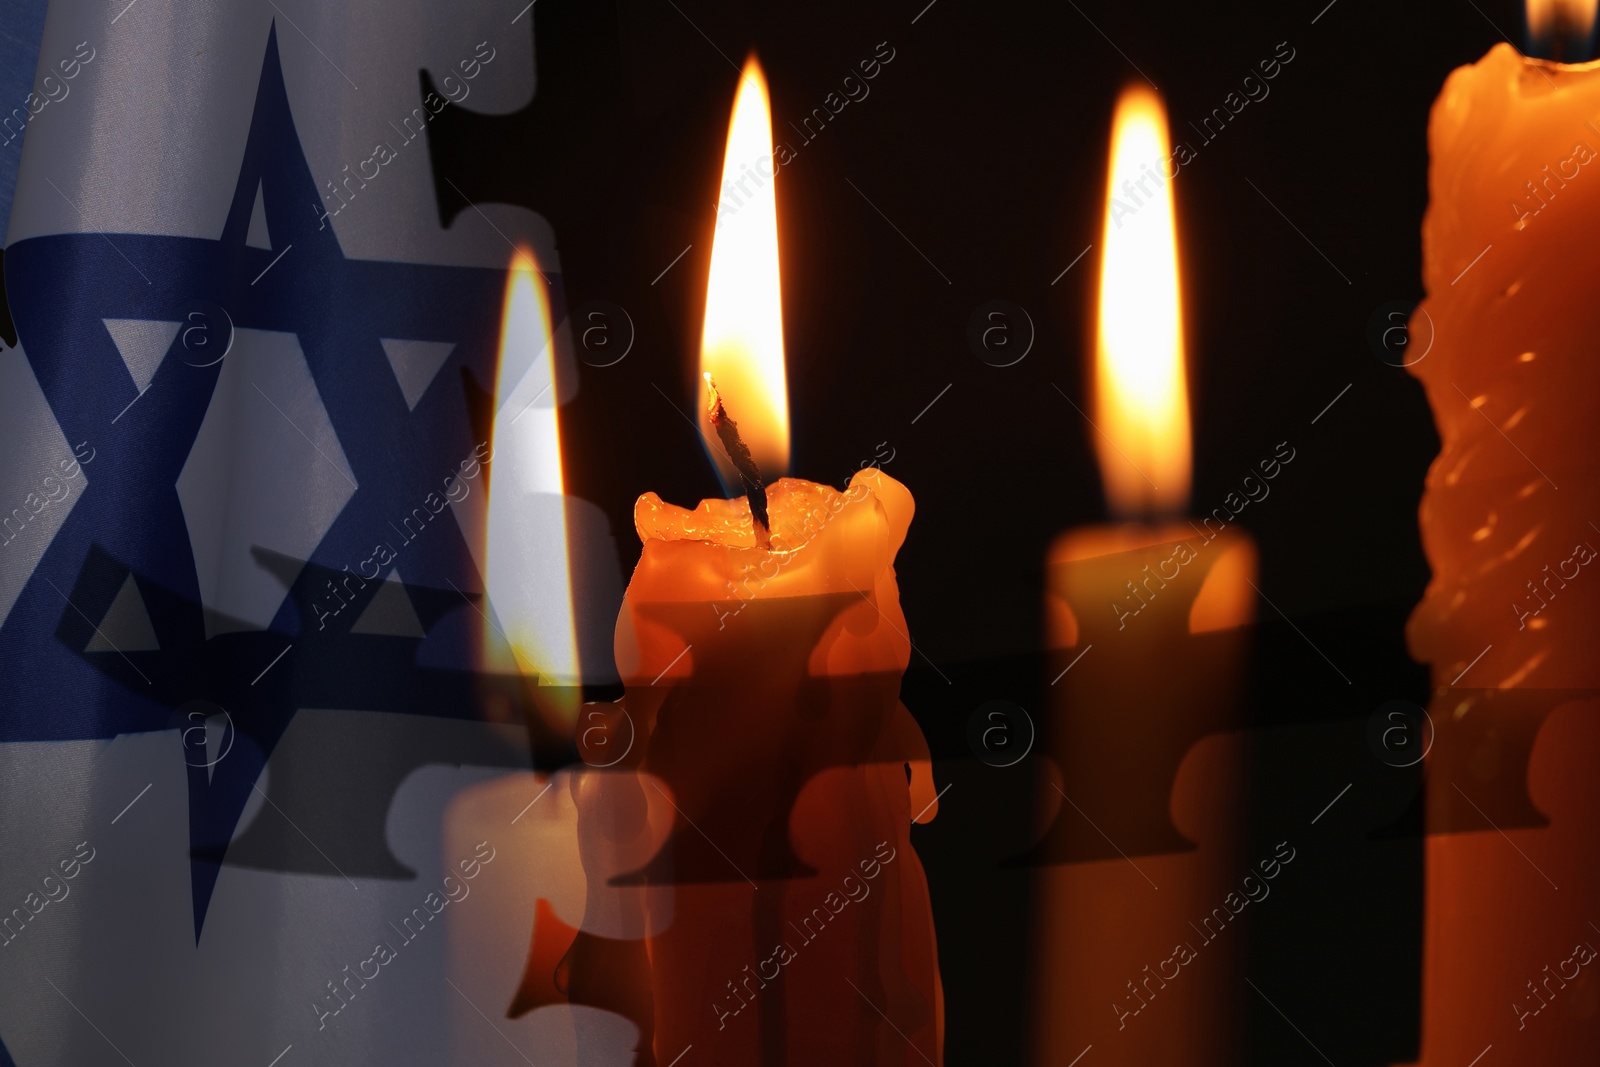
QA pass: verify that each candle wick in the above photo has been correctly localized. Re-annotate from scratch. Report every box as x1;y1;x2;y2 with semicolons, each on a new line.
705;374;771;546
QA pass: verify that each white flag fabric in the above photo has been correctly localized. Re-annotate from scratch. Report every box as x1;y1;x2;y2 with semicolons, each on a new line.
0;3;619;1064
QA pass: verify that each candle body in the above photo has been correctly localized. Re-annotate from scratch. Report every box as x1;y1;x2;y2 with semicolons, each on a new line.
1410;42;1600;703
606;469;943;1066
1408;42;1600;1065
1030;523;1255;1066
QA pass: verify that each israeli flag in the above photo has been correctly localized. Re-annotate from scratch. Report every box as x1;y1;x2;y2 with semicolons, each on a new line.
0;2;626;1064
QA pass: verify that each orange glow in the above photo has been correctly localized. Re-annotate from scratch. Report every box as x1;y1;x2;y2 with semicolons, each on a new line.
698;55;790;481
485;248;581;702
1528;0;1598;40
1094;86;1191;518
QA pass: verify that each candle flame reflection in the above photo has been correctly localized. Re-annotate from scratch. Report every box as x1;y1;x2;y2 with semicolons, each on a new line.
1528;0;1599;45
698;54;790;482
1094;85;1191;519
484;248;581;722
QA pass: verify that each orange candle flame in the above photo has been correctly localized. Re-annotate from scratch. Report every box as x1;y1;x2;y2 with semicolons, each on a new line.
484;248;581;704
1094;85;1191;519
698;55;790;482
1528;0;1598;40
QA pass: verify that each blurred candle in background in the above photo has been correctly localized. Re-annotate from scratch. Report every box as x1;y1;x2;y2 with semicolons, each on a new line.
1029;85;1257;1067
440;247;652;1061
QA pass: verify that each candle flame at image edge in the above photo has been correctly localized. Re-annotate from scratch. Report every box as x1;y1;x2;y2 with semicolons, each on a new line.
1528;0;1599;40
699;54;790;480
484;247;582;694
1094;85;1192;518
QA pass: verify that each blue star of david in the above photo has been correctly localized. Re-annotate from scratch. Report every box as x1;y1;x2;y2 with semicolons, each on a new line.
0;24;558;938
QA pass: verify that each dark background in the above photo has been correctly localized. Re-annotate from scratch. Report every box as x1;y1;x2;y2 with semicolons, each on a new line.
431;0;1540;1062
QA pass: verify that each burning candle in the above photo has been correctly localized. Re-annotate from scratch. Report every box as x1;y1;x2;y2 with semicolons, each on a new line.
596;56;942;1065
1405;1;1600;1061
1054;87;1257;649
1029;86;1258;1066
